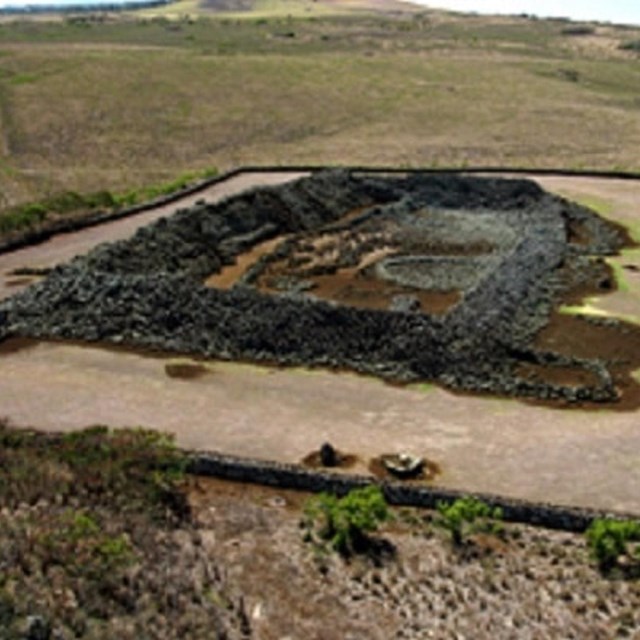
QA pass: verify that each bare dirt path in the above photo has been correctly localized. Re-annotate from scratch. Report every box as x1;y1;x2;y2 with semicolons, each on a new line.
1;337;639;514
0;171;308;300
1;171;639;514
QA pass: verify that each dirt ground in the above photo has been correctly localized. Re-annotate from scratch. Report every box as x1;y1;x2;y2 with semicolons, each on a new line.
185;476;640;639
1;335;640;514
534;176;640;324
1;171;639;514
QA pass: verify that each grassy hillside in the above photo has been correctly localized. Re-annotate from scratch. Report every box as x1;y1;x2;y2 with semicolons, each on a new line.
0;6;639;208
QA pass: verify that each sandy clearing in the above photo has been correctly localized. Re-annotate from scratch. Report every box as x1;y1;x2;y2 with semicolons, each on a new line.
1;337;640;514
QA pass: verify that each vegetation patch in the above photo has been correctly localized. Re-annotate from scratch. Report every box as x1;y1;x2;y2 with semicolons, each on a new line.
0;167;217;237
302;485;390;556
1;12;640;207
435;496;503;546
586;518;640;576
0;422;249;639
619;39;640;53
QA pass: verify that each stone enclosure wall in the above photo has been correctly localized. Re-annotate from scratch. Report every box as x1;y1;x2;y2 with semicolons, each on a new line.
0;170;625;402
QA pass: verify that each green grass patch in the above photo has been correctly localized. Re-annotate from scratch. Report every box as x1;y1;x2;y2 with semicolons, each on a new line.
619;39;640;53
410;382;435;393
608;258;632;294
559;302;640;326
0;166;217;235
8;73;39;85
573;195;615;218
113;166;218;207
560;302;609;317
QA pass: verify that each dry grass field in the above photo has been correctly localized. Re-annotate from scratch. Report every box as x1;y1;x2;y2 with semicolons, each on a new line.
0;3;639;209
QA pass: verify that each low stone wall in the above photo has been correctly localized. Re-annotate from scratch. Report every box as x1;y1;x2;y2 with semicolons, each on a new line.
188;451;638;532
376;255;499;291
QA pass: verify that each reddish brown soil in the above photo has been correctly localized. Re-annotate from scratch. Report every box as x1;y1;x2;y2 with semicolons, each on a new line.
532;312;640;411
306;269;461;313
566;219;593;247
205;235;286;290
516;360;601;390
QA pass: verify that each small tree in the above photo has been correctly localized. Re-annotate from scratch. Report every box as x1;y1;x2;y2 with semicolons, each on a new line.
585;518;640;573
304;485;389;555
435;496;503;546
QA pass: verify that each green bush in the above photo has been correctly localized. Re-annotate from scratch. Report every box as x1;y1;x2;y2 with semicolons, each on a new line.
585;518;640;572
304;485;389;555
435;496;503;546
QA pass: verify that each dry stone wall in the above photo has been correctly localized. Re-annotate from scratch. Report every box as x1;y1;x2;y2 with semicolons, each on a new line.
0;170;625;402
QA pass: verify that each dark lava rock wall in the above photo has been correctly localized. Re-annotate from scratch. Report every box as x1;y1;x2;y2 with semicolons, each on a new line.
0;171;625;402
79;170;394;280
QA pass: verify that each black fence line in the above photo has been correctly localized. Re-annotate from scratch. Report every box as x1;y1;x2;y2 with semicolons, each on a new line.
188;451;639;533
230;164;640;181
1;164;639;256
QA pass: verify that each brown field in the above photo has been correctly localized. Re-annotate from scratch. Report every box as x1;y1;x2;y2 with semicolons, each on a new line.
0;6;640;210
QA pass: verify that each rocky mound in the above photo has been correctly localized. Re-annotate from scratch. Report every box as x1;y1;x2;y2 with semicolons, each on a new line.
0;170;625;402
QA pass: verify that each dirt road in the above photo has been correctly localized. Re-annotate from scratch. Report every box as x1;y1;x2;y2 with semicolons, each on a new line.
2;337;639;513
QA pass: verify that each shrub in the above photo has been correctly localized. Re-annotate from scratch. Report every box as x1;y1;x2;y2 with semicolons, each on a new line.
36;510;134;579
585;518;640;572
0;423;188;518
561;25;595;36
303;485;389;555
0;204;47;233
620;39;640;53
435;496;503;546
